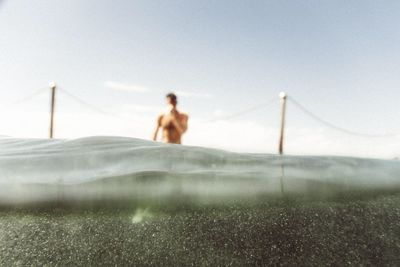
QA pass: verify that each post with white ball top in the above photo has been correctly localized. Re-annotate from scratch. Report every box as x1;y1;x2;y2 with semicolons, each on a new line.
49;82;57;139
278;92;287;155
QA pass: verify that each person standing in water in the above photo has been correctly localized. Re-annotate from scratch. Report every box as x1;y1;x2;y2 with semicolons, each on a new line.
152;93;188;144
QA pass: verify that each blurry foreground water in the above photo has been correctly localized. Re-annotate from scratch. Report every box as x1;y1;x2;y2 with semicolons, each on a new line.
0;136;399;266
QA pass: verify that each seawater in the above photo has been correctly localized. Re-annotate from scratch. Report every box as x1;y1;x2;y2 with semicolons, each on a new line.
0;136;399;205
0;136;399;266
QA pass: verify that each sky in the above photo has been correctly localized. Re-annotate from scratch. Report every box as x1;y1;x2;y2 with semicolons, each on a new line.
0;0;399;158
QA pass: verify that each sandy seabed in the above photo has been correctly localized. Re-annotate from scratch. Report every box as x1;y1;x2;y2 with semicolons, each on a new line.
0;192;399;266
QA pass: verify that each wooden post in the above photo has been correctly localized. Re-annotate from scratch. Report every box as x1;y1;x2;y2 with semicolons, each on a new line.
49;82;56;139
278;92;287;155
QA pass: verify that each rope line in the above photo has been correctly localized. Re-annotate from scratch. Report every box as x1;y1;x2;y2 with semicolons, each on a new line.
289;97;399;138
57;88;145;124
200;96;278;123
58;88;122;119
0;88;47;111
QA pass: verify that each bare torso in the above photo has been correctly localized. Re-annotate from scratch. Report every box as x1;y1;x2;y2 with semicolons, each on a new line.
156;112;188;144
161;114;182;144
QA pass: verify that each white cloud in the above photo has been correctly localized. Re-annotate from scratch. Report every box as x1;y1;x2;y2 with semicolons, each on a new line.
212;109;224;117
103;82;212;99
0;110;154;140
119;104;162;115
104;81;149;93
184;119;400;158
0;110;399;159
175;90;213;99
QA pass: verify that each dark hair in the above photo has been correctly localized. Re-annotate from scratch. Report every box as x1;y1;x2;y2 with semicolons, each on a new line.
166;92;177;104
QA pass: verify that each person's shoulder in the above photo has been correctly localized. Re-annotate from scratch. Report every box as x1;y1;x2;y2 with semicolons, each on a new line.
180;112;189;119
156;113;164;122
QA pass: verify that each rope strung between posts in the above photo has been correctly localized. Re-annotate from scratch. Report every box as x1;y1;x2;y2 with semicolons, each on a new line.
57;87;144;124
58;88;278;125
58;88;123;119
200;96;278;124
0;87;47;112
289;96;400;138
59;88;278;127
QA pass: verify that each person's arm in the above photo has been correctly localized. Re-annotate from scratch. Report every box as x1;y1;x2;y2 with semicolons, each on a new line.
180;114;188;133
171;114;188;134
152;115;162;141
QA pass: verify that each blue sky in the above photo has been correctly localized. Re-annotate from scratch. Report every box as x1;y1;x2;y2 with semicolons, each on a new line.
0;0;399;157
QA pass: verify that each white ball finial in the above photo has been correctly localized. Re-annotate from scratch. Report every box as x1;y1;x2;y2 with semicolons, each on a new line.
279;92;287;99
49;82;56;88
